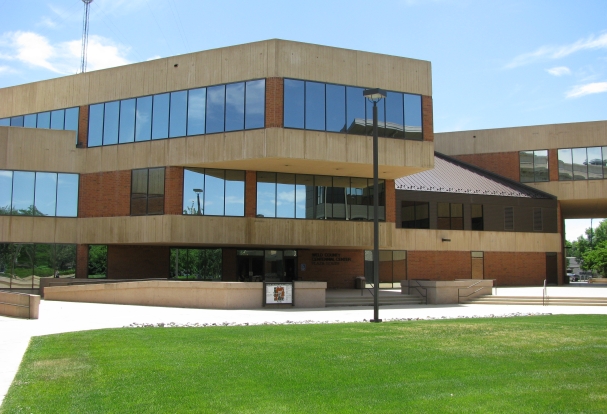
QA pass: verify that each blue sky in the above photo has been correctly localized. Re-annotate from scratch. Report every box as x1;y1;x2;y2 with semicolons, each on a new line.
0;0;605;240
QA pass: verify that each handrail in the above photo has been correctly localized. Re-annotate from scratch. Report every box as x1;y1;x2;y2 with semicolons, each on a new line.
458;280;484;304
407;279;428;305
543;279;547;306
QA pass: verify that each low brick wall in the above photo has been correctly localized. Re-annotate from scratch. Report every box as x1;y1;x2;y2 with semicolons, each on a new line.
0;291;40;319
44;281;326;309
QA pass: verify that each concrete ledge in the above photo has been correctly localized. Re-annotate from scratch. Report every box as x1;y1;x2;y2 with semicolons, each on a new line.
44;280;327;309
0;291;39;319
402;280;493;304
588;278;607;284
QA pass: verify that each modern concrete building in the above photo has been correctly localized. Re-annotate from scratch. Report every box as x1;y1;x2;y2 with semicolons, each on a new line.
0;39;566;293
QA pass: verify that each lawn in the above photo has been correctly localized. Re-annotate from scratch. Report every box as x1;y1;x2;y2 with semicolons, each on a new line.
2;315;607;413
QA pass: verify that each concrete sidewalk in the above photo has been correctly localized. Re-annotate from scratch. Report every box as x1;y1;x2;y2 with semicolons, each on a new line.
2;285;607;405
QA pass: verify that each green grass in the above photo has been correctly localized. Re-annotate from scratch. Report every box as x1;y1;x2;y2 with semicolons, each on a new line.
2;315;607;413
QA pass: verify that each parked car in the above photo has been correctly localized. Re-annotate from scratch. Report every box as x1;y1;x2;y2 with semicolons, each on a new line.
567;273;579;282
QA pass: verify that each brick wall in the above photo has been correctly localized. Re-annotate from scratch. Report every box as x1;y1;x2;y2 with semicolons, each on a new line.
75;244;88;278
79;170;131;217
407;251;472;280
165;167;183;215
107;245;170;279
245;171;257;217
78;105;88;148
385;179;396;223
422;95;433;142
484;252;545;286
453;152;520;182
298;249;364;289
265;77;284;128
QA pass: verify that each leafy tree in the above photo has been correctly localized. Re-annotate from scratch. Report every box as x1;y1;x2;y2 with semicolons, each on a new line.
582;241;607;277
88;245;108;277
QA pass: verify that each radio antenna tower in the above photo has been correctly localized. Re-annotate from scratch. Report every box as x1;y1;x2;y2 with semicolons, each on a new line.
80;0;93;73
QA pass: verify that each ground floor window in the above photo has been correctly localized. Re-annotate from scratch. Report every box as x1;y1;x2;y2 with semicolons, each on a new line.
237;249;298;282
88;245;107;278
364;250;406;287
170;248;222;280
0;243;76;289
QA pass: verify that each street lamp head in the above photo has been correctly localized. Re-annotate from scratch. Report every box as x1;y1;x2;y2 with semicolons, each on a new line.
193;189;203;193
363;88;387;102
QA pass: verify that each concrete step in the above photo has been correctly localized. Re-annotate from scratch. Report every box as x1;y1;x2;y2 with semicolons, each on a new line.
463;295;607;306
326;294;424;307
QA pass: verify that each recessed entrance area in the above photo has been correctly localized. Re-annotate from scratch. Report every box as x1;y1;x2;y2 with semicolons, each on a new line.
236;250;298;282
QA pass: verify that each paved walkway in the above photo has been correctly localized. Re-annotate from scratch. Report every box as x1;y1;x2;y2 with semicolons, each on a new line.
2;284;607;405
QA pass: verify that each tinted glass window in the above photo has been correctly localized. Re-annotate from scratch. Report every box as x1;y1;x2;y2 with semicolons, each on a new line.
385;91;404;138
276;173;295;218
283;79;304;128
56;173;79;217
471;204;483;231
305;81;325;131
34;172;57;216
572;148;588;180
295;174;313;219
12;171;35;215
24;114;37;128
225;82;245;132
603;147;607;179
37;112;50;129
0;170;13;215
130;169;148;216
187;88;206;136
349;177;369;220
314;175;333;219
183;169;204;215
257;172;276;218
519;151;534;183
206;85;225;134
147;168;165;215
119;99;136;143
557;148;573;180
88;104;104;147
346;86;365;135
10;116;24;127
135;96;152;142
50;110;64;130
533;150;549;182
332;176;349;219
64;107;79;132
103;101;119;145
326;84;345;133
152;93;170;140
169;91;187;138
204;169;225;216
224;170;245;216
245;79;265;129
0;118;9;126
587;147;603;179
404;94;422;140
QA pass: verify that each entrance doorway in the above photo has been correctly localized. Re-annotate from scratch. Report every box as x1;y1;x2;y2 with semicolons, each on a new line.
236;249;298;282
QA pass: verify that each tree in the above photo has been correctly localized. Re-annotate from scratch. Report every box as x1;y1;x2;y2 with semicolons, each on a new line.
582;241;607;277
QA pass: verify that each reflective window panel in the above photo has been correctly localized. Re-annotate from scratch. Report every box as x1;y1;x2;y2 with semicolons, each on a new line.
332;176;349;219
326;84;346;133
37;112;51;129
587;147;603;179
50;110;65;130
295;174;314;219
283;79;304;128
257;172;276;218
603;147;607;179
64;107;79;132
314;175;333;219
224;170;245;217
558;148;573;180
88;104;104;147
572;148;588;180
56;174;79;217
245;79;265;129
404;94;422;140
11;171;35;215
34;172;57;216
103;101;119;145
169;91;187;138
0;171;13;215
519;151;534;183
276;173;295;218
206;85;225;134
130;169;148;216
135;96;153;142
385;91;405;138
119;99;136;143
10;116;24;127
24;114;37;128
152;93;170;140
183;169;204;215
346;86;365;135
533;150;549;182
204;169;225;216
0;118;9;126
225;82;245;132
147;168;165;215
305;82;325;131
187;88;206;136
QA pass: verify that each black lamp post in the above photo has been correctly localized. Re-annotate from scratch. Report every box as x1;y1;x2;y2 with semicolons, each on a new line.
194;188;203;215
363;88;386;323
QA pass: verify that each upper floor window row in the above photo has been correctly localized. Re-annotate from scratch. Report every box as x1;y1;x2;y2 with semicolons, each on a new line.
257;172;385;221
0;107;80;135
558;146;607;181
88;79;265;147
283;79;423;140
519;150;548;183
0;170;79;217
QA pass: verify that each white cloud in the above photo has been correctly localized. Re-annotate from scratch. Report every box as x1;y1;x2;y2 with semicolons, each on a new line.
0;31;130;74
546;66;571;76
146;55;162;61
38;16;58;29
506;32;607;69
566;82;607;98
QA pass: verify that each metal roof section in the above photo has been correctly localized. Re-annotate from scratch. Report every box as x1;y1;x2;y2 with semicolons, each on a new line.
395;152;555;199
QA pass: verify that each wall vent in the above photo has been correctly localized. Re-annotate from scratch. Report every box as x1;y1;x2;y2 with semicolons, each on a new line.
533;207;543;231
504;207;514;231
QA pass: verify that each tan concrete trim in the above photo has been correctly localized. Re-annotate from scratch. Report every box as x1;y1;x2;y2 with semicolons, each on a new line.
525;180;607;218
43;280;326;309
0;39;431;117
0;215;562;253
0;291;39;319
435;120;607;155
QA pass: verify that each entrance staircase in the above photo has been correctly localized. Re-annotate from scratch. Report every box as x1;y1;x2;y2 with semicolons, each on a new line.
462;295;607;306
325;289;424;307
